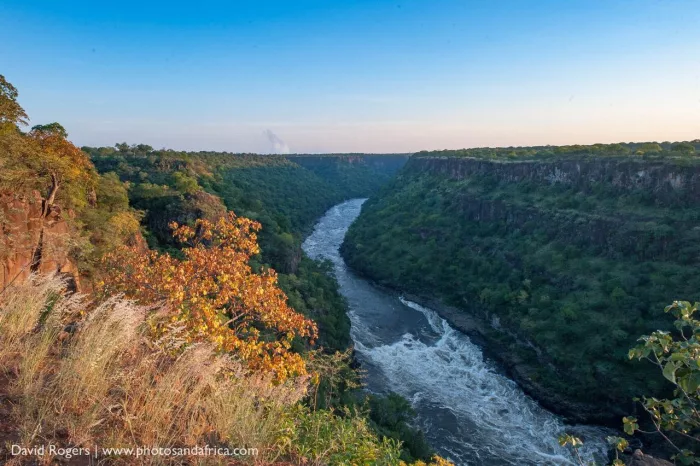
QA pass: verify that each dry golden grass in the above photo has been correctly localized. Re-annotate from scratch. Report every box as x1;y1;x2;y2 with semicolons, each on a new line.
0;275;309;465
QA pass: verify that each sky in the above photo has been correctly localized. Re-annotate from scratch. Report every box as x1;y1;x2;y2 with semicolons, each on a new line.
1;0;699;153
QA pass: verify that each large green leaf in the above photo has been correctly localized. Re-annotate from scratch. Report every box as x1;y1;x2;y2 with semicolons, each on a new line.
678;371;700;394
662;361;678;384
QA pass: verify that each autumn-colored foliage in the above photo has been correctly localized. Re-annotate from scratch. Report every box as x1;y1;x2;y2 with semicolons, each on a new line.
28;122;96;212
100;212;318;380
0;74;28;129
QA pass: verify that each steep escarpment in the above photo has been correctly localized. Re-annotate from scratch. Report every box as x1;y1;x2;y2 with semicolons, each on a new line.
409;156;700;204
0;191;78;289
0;117;142;292
342;151;700;423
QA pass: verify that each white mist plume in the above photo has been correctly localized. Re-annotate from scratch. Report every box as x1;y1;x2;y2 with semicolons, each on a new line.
263;129;290;154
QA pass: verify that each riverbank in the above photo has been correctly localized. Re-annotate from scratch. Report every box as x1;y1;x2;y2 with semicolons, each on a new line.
401;292;627;425
340;267;627;426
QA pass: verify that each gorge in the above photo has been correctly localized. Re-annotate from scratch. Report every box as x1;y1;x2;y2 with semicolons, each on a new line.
3;121;698;464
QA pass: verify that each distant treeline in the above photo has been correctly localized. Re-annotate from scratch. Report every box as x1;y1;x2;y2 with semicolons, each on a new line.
417;140;700;160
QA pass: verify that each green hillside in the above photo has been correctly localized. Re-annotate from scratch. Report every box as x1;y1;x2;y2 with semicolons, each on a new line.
342;145;700;422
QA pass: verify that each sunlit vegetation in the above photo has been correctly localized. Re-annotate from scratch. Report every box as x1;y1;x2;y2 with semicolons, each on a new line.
0;77;141;282
0;276;451;465
100;213;318;381
82;145;408;355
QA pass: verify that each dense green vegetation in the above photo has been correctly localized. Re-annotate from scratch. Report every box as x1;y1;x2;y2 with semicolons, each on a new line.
342;145;700;421
367;393;435;462
418;140;700;160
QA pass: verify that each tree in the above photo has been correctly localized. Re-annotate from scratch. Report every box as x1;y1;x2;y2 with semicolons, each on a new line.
77;172;142;267
0;76;34;191
115;142;130;153
169;171;199;194
0;74;28;129
671;142;696;155
134;143;153;153
31;122;67;138
100;212;318;381
637;143;663;154
28;122;95;214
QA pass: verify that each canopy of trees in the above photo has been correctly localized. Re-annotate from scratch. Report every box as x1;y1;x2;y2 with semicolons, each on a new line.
416;140;700;161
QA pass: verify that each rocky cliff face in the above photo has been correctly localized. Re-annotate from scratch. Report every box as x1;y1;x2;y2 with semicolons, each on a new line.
406;156;700;263
409;156;700;204
449;194;683;262
0;191;79;290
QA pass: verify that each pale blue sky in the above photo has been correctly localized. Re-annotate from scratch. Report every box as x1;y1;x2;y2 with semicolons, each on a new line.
1;0;699;153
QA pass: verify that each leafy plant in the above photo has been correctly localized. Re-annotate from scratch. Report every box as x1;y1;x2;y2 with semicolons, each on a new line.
560;301;699;465
625;300;700;464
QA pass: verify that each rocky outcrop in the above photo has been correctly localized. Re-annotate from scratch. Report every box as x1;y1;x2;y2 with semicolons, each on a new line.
627;449;673;466
0;191;79;290
450;195;685;262
408;156;700;204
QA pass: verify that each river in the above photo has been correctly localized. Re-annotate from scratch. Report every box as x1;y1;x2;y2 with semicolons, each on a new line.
302;199;612;466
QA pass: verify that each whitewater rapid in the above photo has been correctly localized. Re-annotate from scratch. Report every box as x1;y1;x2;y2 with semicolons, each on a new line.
302;199;610;465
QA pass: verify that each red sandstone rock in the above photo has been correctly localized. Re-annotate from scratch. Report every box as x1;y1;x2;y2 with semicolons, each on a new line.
0;191;79;290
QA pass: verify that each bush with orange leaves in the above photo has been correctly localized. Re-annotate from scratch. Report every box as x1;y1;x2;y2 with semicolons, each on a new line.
100;212;318;381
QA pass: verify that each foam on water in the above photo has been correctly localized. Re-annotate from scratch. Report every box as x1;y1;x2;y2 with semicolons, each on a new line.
302;199;612;466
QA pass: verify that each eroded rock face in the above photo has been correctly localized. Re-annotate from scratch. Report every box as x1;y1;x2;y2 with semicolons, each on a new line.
627;449;673;466
408;157;700;204
0;191;78;289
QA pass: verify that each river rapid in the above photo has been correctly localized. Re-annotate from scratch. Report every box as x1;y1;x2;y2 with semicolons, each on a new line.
302;199;610;466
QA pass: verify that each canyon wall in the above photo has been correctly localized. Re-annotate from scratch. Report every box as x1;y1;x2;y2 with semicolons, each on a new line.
0;191;78;290
408;156;700;201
